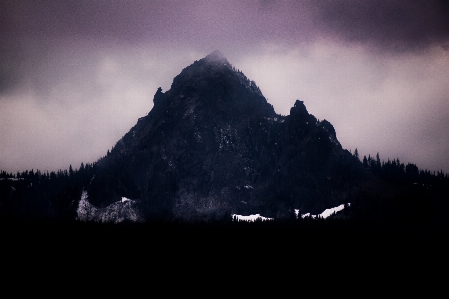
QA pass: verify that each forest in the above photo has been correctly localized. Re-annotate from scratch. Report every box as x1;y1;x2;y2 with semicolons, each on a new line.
1;149;448;246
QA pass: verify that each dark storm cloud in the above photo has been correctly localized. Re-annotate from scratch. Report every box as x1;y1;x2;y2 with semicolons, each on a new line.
1;0;448;93
3;0;448;46
0;0;253;46
0;41;22;94
1;0;166;40
0;0;187;94
1;0;449;173
312;0;449;51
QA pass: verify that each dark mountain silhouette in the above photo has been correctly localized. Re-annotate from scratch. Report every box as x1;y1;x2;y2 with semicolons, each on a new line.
2;51;449;264
1;50;449;248
83;50;375;221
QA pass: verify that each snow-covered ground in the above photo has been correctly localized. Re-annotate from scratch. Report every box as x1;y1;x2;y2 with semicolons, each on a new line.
298;203;350;219
76;190;348;223
232;213;273;222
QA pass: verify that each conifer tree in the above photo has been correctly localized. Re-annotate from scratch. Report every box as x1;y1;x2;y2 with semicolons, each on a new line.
353;148;359;160
363;156;368;168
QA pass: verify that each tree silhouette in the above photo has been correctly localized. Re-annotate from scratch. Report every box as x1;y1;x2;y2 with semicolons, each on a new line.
353;148;359;160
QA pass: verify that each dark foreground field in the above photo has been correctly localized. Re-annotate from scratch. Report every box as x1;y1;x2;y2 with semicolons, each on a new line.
2;216;447;293
3;216;447;256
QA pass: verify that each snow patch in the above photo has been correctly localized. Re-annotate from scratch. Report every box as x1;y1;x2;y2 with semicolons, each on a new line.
319;204;348;218
301;213;311;219
300;203;350;219
232;213;273;222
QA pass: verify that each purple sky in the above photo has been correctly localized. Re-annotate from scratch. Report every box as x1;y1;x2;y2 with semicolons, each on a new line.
1;0;449;173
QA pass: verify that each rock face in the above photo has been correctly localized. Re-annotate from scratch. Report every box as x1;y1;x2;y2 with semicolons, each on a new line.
77;191;143;223
86;50;368;221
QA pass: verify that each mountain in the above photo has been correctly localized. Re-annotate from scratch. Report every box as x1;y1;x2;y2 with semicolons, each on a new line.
2;50;448;229
84;50;373;222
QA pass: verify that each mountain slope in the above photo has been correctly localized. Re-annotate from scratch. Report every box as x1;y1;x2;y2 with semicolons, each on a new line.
86;50;371;221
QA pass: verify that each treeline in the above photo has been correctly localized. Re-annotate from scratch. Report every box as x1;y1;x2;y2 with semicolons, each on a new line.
347;149;449;229
1;162;96;180
0;162;98;221
1;148;448;225
352;148;448;185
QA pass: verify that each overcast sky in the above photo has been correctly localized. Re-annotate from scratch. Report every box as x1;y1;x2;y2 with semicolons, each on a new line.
1;0;449;174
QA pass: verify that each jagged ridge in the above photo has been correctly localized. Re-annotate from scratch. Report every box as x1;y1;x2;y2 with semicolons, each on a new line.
84;51;370;221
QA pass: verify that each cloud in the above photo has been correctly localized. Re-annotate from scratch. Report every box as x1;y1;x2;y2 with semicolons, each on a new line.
312;0;449;52
0;45;206;172
2;1;448;93
1;0;449;173
237;42;449;171
2;0;448;96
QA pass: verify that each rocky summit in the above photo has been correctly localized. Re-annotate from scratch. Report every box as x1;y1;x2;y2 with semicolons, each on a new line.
85;50;370;221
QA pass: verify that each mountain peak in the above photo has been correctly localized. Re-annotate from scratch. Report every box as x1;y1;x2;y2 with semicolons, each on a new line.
85;49;355;222
204;50;228;64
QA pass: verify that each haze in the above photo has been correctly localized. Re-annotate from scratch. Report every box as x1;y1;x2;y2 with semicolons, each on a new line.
1;0;449;173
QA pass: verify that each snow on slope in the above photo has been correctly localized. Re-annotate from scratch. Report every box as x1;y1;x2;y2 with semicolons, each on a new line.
76;189;348;223
232;213;273;222
298;203;350;219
